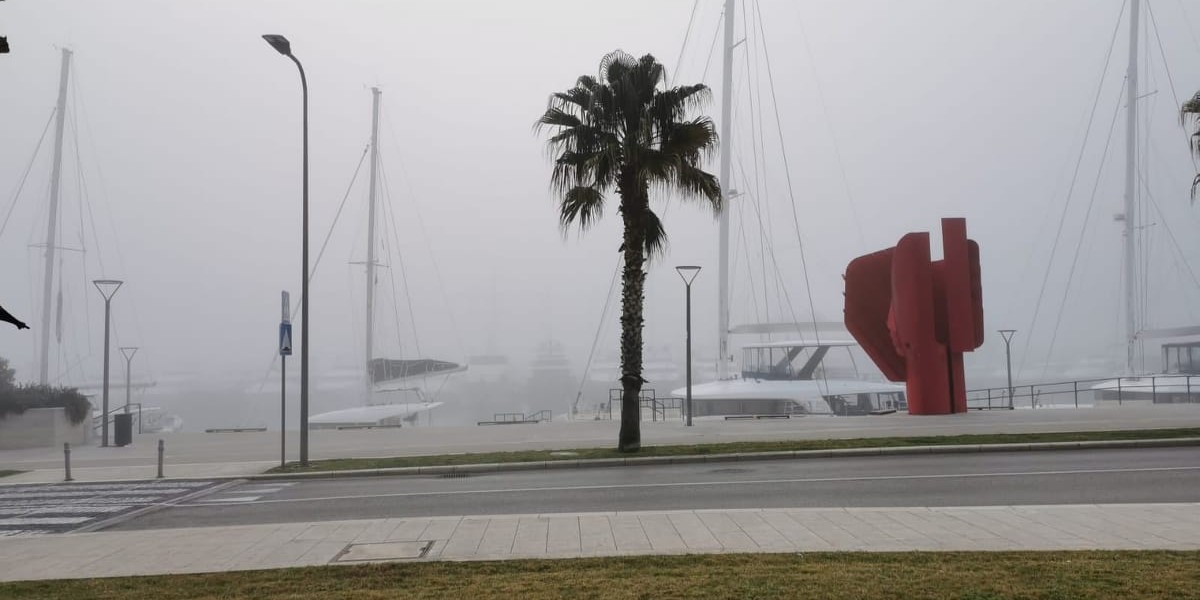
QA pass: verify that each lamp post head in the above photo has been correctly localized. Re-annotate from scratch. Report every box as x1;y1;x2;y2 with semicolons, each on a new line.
675;265;702;286
93;279;123;300
262;34;292;56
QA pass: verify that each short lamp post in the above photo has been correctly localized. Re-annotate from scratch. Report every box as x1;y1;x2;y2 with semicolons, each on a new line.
676;265;701;426
263;34;311;466
998;329;1016;410
120;346;138;414
93;279;122;447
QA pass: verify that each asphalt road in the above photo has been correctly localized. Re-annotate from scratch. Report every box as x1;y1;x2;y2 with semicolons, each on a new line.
115;447;1200;530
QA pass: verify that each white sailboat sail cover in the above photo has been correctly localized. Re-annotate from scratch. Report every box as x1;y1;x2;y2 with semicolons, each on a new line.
369;358;466;386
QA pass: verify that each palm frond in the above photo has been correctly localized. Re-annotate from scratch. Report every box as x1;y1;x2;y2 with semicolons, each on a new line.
1183;91;1200;201
640;208;667;258
560;185;606;230
536;107;582;131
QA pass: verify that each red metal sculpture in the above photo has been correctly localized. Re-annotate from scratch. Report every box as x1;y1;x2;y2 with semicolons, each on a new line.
844;218;983;415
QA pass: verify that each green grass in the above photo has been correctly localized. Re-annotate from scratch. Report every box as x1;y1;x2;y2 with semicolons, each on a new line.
268;427;1200;473
0;470;22;478
3;551;1198;599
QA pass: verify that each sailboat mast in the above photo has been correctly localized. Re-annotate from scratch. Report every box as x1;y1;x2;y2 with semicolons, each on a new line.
1123;0;1139;374
38;48;72;385
365;87;381;401
717;0;735;379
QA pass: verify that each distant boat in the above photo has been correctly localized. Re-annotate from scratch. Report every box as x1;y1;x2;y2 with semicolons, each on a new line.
307;88;465;429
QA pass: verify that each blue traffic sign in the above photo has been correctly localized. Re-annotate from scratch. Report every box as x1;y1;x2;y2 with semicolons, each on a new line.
279;322;293;356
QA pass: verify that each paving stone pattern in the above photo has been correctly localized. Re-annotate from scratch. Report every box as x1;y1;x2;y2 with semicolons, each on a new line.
1;503;1197;581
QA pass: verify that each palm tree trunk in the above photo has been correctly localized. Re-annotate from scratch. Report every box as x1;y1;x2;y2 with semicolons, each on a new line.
617;183;647;452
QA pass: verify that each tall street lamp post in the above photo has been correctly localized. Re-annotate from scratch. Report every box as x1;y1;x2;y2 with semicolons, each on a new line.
675;266;701;426
93;279;122;447
998;329;1016;410
119;346;138;415
263;34;310;465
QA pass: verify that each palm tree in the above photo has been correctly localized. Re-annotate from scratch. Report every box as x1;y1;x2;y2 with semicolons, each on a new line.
536;51;722;452
1182;91;1200;198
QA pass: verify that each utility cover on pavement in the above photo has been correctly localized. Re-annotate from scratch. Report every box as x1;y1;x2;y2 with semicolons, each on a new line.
334;541;433;562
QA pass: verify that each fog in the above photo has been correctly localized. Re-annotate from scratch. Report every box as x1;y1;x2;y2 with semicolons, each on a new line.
3;1;1200;427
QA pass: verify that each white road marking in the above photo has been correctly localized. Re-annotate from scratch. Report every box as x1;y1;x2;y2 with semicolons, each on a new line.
0;517;91;526
178;465;1200;507
194;496;261;503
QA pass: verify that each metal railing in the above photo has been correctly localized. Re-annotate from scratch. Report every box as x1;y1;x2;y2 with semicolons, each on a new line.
477;410;552;425
93;402;143;434
966;374;1200;410
644;397;683;422
600;388;684;422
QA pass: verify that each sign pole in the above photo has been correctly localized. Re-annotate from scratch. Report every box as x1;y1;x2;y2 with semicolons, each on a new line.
280;291;292;469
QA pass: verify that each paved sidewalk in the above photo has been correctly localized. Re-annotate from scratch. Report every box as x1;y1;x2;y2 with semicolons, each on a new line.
6;404;1200;484
0;503;1197;581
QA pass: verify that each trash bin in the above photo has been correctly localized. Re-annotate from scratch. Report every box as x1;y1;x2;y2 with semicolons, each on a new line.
114;413;133;447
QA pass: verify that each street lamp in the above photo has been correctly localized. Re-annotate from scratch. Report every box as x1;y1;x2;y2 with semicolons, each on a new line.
119;346;138;415
263;34;311;466
998;329;1016;410
676;265;701;426
93;279;122;447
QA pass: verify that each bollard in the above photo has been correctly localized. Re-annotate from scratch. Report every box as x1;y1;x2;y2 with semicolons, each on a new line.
156;439;164;479
63;442;73;482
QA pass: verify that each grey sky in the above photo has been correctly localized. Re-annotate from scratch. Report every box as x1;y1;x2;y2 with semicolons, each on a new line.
2;0;1200;388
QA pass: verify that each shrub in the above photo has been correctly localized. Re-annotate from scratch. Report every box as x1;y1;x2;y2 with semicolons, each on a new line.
0;384;91;425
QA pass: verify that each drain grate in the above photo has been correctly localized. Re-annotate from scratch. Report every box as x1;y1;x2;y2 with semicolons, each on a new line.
333;540;434;563
440;472;469;479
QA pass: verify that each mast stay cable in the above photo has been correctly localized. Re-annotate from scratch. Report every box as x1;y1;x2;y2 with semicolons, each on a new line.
1040;77;1127;377
1018;1;1126;376
0;110;55;243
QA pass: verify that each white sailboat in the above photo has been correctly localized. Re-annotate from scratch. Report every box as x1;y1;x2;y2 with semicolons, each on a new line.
13;48;183;434
669;0;905;417
1086;0;1200;405
309;87;465;429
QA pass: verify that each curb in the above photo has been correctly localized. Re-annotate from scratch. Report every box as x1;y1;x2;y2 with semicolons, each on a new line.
244;436;1200;482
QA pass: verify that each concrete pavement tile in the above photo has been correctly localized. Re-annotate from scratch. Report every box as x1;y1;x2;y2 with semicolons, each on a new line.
351;518;405;543
609;515;652;553
696;512;757;551
637;514;686;553
325;521;375;543
849;511;940;547
546;516;582;554
785;511;865;549
297;540;352;565
257;539;322;569
728;512;793;550
476;518;520;555
386;518;433;541
512;517;549;555
295;522;344;541
228;524;313;567
417;517;461;542
666;512;722;551
441;517;490;557
578;515;617;554
819;511;899;549
757;511;833;550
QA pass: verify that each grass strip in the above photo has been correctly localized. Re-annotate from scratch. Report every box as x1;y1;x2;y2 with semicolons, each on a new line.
0;470;23;478
268;426;1200;473
3;551;1198;600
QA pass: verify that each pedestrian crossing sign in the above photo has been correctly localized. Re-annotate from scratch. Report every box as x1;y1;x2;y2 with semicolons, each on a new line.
279;322;292;356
